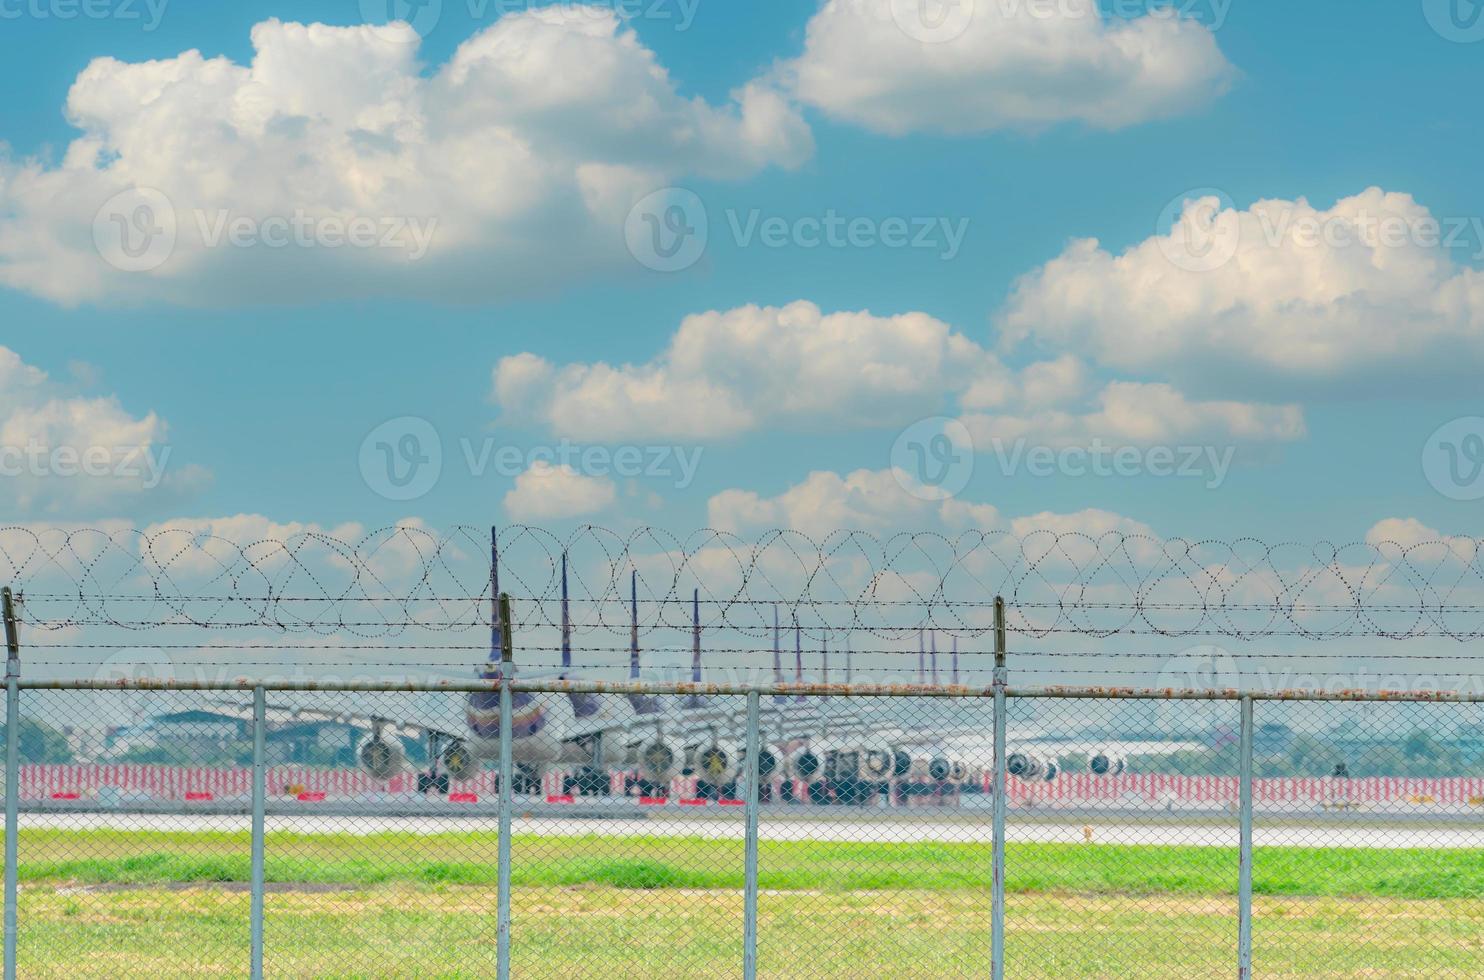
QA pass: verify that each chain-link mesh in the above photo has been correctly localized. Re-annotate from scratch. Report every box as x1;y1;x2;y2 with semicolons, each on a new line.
511;692;747;976
1007;695;1240;977
2;683;1482;976
17;687;253;976
1251;698;1484;977
755;694;993;978
258;690;503;977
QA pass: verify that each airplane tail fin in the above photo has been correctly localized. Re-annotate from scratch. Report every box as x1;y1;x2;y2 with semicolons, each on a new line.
560;552;572;675
626;570;660;715
794;620;805;703
772;605;786;703
684;589;705;709
691;589;702;686
629;570;641;681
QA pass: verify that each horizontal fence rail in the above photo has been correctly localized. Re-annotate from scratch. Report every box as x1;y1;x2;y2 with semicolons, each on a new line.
12;677;1484;701
3;676;1483;978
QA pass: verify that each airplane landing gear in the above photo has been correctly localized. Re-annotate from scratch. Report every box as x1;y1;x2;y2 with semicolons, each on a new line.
628;777;668;798
417;733;450;796
564;766;609;797
417;772;451;795
693;779;740;801
513;764;542;796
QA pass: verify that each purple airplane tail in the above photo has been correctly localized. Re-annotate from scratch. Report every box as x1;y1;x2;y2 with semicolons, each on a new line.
794;620;805;703
821;634;829;699
627;570;660;716
468;526;542;739
684;589;705;708
772;606;786;703
560;552;600;719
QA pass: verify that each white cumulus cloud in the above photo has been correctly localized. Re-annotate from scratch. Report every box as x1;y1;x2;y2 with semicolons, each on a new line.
504;461;617;521
495;302;1304;447
1365;517;1479;560
494;300;1001;440
962;380;1305;448
999;187;1484;389
0;10;811;306
707;465;1159;542
0;347;209;515
783;0;1234;136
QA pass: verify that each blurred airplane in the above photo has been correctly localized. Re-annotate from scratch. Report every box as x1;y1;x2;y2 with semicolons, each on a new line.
230;530;1137;805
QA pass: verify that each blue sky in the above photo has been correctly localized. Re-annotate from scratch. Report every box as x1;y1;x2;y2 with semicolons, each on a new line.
1;0;1482;547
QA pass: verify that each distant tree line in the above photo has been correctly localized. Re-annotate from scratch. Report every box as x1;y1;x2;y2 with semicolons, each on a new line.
0;717;73;764
1133;732;1484;778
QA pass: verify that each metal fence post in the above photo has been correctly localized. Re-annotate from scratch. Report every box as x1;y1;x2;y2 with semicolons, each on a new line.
250;684;266;980
743;689;761;980
496;594;514;980
1238;695;1254;980
4;587;21;980
991;597;1008;980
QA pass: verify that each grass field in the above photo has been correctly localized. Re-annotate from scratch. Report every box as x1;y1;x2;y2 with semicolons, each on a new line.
8;829;1482;976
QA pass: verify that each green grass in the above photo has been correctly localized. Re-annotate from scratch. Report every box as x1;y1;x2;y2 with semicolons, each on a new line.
11;828;1484;900
10;886;1483;978
6;829;1481;976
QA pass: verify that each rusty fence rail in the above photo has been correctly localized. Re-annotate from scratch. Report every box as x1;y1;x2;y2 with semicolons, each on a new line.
2;674;1483;977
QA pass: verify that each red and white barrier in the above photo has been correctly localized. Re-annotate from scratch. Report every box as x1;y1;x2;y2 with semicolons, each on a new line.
15;764;1484;807
990;772;1484;807
15;764;700;803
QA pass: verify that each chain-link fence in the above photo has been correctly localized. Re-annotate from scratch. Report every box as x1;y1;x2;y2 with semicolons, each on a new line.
2;676;1481;978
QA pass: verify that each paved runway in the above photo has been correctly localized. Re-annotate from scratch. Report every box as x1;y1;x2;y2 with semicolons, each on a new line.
19;810;1483;849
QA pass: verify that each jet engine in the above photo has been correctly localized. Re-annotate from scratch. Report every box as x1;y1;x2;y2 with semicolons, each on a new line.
358;735;406;781
948;757;970;783
757;745;779;779
694;739;742;791
1088;751;1127;776
440;740;478;782
908;750;953;782
636;736;686;784
785;745;822;782
859;744;896;781
1007;752;1046;781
